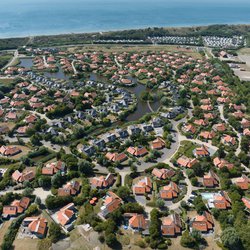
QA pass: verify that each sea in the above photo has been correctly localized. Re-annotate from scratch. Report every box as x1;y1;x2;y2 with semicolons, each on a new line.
0;0;250;38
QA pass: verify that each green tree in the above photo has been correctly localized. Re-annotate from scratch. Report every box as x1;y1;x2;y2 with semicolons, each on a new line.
221;227;241;250
49;222;62;243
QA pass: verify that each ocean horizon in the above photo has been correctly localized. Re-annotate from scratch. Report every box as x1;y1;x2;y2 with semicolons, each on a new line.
0;0;250;38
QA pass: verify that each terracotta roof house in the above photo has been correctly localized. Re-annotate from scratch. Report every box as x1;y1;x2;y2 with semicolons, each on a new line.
25;114;37;124
42;161;66;176
203;170;219;187
242;197;250;210
127;146;148;157
125;213;148;230
177;156;198;168
133;177;152;195
151;137;166;150
161;213;182;236
235;175;249;190
105;152;127;162
211;191;231;209
200;105;213;111
58;180;81;196
204;113;215;120
199;131;216;140
12;170;35;183
243;128;250;136
193;145;210;157
23;217;48;238
191;211;214;233
213;157;234;170
183;124;196;134
101;191;122;217
212;123;226;132
241;118;250;129
91;173;115;189
2;197;30;218
152;168;175;180
222;134;236;146
0;145;21;156
194;119;208;127
159;182;180;200
57;203;76;227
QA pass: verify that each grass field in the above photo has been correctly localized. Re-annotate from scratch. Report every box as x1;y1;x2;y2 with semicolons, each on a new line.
0;221;12;244
173;140;197;160
0;78;15;86
13;238;39;250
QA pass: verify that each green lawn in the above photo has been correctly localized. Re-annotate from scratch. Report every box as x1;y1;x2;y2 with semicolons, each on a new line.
173;140;197;160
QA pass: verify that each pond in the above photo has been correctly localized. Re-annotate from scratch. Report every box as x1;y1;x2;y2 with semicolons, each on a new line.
19;58;161;122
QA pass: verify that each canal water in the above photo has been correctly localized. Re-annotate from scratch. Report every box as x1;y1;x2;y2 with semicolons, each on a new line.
19;58;161;121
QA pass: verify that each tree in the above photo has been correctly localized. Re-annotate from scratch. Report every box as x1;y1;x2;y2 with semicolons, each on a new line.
116;186;130;200
35;196;41;206
180;230;195;248
78;160;94;176
156;199;165;209
38;175;51;188
221;227;241;250
49;222;62;243
105;233;117;247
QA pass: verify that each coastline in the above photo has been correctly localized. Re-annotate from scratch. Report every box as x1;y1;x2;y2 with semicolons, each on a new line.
0;22;250;40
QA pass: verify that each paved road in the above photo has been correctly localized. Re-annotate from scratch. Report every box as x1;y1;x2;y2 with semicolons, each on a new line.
71;60;78;74
0;187;51;204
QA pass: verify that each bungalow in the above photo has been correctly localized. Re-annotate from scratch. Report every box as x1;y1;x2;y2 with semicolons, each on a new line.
116;129;129;139
42;160;66;176
161;213;182;236
200;105;213;111
141;124;154;133
177;156;198;168
81;145;95;156
183;124;196;134
124;213;148;231
235;175;249;190
213;157;234;170
57;203;76;229
210;191;231;209
151;137;166;150
2;197;30;219
101;191;122;217
152;168;175;180
0;145;21;156
222;134;236;146
152;117;163;128
91;173;115;189
127;146;148;157
242;197;250;211
204;113;215;120
191;211;214;233
22;217;48;238
133;177;152;195
199;131;216;140
241;118;250;129
193;145;210;157
24;114;37;124
212;123;226;132
203;170;219;188
128;125;141;135
159;182;180;200
243;128;250;136
93;139;106;150
194;119;208;127
58;180;81;196
105;152;127;163
12;170;35;183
